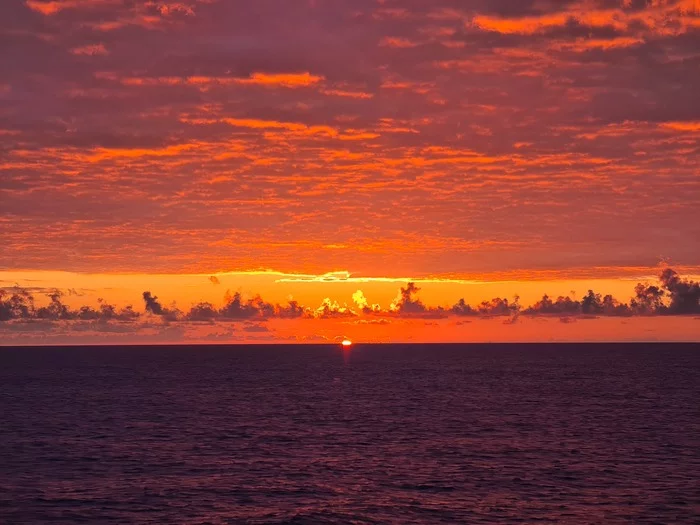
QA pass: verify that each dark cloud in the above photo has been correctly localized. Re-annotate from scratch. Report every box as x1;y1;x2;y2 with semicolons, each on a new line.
524;294;580;316
142;291;164;315
524;291;632;317
0;289;35;321
631;282;665;314
0;288;138;322
448;269;699;319
451;295;520;318
659;268;700;314
452;299;478;316
186;301;218;321
186;292;305;321
220;291;274;320
243;323;270;333
34;291;73;320
75;299;140;322
391;282;436;316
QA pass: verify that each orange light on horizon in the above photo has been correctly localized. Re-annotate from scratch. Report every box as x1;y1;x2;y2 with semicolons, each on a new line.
341;339;353;347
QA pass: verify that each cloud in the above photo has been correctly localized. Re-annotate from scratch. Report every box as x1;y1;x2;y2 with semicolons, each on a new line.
185;291;306;321
380;283;442;319
523;290;633;317
243;323;270;333
661;121;700;132
209;275;221;285
3;269;700;344
142;291;164;315
474;297;521;321
451;299;478;317
659;268;700;314
234;72;323;88
1;0;699;281
70;44;109;56
219;291;274;320
314;298;356;319
390;282;427;314
186;301;218;321
352;290;382;314
354;318;391;325
2;269;700;331
454;296;515;319
26;0;120;15
0;288;140;324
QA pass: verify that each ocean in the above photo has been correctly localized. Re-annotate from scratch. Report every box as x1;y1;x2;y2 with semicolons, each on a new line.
0;343;698;524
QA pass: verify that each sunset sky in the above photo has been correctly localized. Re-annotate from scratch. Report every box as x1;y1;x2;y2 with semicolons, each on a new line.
1;0;699;344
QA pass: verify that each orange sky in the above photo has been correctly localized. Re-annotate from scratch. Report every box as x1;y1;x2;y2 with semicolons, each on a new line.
1;0;699;343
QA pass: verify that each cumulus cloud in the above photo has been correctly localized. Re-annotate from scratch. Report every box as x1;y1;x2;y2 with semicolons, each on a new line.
314;298;356;319
524;290;632;317
142;291;164;315
219;291;273;320
0;288;139;323
659;268;700;314
186;301;218;321
631;282;666;314
141;291;180;321
449;270;698;319
390;282;430;315
352;290;381;313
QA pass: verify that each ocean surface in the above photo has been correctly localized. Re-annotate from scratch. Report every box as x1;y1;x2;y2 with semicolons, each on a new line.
0;343;698;524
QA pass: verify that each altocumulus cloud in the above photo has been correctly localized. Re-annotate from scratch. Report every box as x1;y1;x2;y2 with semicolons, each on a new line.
1;0;699;279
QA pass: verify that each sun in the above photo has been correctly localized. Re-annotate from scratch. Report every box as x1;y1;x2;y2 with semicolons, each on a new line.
341;339;353;347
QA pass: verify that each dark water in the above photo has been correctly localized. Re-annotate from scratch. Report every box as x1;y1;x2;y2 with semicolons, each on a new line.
1;343;699;524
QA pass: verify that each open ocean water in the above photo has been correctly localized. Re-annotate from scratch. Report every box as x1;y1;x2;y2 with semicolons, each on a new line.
0;343;698;524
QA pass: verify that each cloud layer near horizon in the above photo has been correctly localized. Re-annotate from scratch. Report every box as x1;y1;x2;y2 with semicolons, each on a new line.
2;268;698;331
2;0;700;276
2;267;699;344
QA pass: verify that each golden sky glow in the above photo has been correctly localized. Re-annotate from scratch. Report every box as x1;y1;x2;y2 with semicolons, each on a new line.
2;0;700;343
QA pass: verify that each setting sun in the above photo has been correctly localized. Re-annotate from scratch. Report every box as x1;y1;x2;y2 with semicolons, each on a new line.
341;339;353;347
